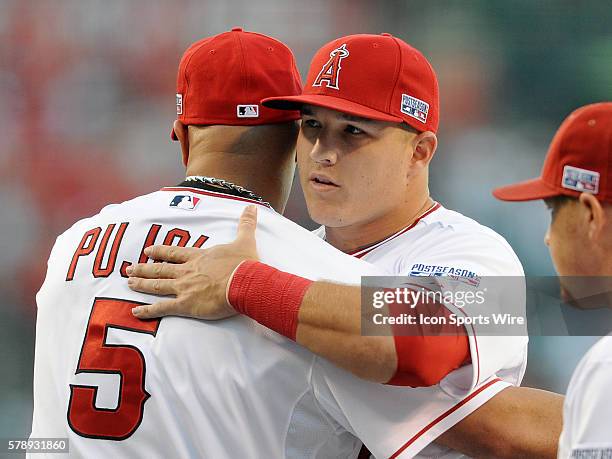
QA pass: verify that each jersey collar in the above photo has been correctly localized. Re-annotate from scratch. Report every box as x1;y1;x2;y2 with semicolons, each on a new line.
347;202;442;259
162;180;273;209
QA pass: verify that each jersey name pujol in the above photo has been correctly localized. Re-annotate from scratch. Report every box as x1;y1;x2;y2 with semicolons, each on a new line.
312;44;349;90
65;223;208;281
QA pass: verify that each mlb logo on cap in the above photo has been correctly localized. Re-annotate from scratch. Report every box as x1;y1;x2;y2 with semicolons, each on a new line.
170;195;200;210
562;165;600;194
237;105;259;118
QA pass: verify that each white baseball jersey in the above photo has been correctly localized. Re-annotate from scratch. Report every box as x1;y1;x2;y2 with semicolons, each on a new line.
32;185;481;459
315;202;529;458
558;335;612;458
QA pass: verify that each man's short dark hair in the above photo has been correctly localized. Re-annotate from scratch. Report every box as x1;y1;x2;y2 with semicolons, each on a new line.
401;123;421;134
544;195;577;214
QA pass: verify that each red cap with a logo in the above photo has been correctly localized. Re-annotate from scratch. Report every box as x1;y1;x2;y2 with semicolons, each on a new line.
493;102;612;203
171;27;302;140
262;33;439;133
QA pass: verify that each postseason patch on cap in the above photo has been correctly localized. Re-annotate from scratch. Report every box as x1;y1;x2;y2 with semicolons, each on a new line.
237;105;259;118
169;195;200;210
562;165;600;194
401;94;429;124
176;94;183;115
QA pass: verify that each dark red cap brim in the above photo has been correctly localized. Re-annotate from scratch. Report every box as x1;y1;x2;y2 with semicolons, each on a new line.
492;178;563;202
262;94;403;123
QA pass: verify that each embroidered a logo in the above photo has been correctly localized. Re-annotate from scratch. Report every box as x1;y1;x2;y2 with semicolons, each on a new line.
312;44;349;90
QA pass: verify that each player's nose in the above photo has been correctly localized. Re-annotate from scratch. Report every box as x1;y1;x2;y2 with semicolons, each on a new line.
309;138;338;166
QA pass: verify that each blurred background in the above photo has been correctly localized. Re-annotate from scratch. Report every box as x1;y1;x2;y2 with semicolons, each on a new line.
1;0;611;442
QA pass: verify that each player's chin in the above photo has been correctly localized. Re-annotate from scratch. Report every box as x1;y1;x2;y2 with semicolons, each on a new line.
305;198;348;227
559;276;603;310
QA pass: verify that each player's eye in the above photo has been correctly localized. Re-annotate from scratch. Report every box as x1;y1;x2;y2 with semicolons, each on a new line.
303;118;321;129
345;124;364;135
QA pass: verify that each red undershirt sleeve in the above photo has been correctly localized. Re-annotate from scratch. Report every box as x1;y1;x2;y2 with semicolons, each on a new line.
385;291;471;387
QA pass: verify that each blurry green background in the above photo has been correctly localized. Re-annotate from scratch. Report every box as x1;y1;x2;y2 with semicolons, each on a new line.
1;0;610;441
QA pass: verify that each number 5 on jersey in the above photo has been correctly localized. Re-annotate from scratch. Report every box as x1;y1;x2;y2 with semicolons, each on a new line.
67;298;161;440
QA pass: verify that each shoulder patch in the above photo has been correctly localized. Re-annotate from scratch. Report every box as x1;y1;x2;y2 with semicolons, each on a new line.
410;263;481;287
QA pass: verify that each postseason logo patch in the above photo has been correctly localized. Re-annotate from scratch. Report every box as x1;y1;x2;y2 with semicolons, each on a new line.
176;94;183;115
169;195;200;210
562;165;599;194
570;447;612;459
237;105;259;118
401;94;429;124
410;263;481;287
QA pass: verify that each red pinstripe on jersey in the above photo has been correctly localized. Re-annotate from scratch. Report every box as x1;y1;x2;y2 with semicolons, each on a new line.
390;377;503;458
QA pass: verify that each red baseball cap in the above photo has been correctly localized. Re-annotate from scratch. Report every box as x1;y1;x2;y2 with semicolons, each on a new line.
171;27;302;140
262;33;439;133
493;102;612;203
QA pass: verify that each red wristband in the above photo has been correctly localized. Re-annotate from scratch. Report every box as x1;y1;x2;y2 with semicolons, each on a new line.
227;260;313;340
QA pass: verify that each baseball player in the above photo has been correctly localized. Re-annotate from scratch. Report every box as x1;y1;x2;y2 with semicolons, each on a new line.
128;34;563;457
493;102;612;458
29;29;460;459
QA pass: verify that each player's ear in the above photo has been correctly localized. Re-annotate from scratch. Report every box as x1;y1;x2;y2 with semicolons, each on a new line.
411;131;437;167
579;192;605;242
173;120;190;167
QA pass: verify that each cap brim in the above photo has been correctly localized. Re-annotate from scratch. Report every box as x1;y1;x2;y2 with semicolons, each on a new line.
492;178;562;202
262;94;403;123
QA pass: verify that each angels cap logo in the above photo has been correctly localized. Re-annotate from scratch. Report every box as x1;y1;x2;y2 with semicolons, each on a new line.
312;44;349;90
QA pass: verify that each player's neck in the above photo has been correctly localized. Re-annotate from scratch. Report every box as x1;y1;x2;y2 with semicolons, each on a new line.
324;195;436;254
185;153;292;213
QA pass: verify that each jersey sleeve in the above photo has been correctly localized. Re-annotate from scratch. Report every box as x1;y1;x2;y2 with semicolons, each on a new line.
397;230;528;396
35;232;70;305
312;356;512;458
559;338;612;457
